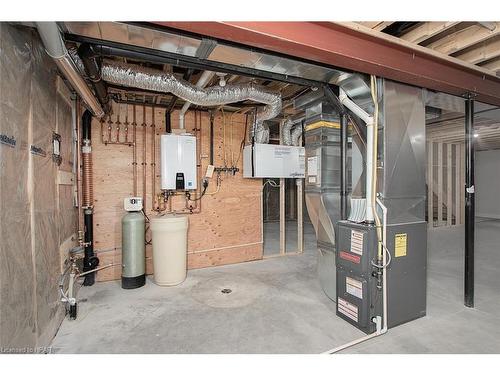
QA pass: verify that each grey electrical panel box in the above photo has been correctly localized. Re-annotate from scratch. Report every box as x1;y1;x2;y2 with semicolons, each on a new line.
336;220;427;333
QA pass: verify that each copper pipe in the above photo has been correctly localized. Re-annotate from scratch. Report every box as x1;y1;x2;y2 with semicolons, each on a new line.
124;104;129;144
107;116;112;144
151;106;157;211
75;97;83;230
142;105;147;213
116;113;121;143
132;105;137;196
82;150;93;207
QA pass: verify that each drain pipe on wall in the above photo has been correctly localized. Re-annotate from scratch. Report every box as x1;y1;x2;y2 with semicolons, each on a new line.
81;110;99;286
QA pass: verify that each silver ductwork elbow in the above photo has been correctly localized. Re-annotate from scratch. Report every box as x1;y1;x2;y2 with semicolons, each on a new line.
281;118;294;146
291;123;303;146
100;60;282;143
35;22;105;118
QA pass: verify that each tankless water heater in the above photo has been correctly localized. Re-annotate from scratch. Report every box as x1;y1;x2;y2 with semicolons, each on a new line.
160;134;197;190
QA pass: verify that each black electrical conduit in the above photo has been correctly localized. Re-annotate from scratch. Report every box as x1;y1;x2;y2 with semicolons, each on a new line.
82;110;99;286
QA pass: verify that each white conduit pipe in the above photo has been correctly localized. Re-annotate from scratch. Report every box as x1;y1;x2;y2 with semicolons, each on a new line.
36;22;105;118
179;71;215;129
339;88;374;222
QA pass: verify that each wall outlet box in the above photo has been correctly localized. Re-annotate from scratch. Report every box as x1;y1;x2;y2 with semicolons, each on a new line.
205;165;215;178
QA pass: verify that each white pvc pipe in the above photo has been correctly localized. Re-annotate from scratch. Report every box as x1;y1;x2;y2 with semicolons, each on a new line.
376;197;388;335
36;22;105;118
179;70;215;129
339;88;374;222
339;89;372;125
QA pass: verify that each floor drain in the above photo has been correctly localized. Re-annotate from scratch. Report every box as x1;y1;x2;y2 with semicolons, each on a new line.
221;288;232;294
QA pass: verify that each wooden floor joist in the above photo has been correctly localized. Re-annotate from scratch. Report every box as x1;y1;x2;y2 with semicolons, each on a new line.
400;22;460;44
426;22;500;55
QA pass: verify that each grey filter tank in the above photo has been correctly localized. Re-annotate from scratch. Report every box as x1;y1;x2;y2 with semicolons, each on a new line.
335;80;427;333
122;212;146;289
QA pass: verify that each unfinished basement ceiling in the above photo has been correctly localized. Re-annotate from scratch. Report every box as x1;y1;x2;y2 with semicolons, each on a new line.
357;22;500;76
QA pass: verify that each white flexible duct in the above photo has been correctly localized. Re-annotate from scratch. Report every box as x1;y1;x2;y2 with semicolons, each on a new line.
101;60;282;143
35;22;105;118
339;88;374;222
179;71;215;129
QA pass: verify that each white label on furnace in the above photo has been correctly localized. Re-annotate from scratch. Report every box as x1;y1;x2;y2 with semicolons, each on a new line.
350;230;364;255
338;297;358;322
307;156;318;176
346;276;363;299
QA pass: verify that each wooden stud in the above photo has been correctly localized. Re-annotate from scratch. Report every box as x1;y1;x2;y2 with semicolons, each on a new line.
280;178;285;255
427;141;434;227
447;143;453;226
437;142;443;226
297;179;304;253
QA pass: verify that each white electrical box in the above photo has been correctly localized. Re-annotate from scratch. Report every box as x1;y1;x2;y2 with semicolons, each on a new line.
124;197;143;212
243;144;305;178
160;134;197;190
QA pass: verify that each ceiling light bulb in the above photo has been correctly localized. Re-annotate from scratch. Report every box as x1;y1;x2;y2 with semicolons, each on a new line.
474;133;479;138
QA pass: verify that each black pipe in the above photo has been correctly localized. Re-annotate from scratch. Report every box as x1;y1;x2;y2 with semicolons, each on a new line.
72;41;321;89
464;96;475;308
78;44;111;115
165;111;172;133
340;113;348;220
82;109;92;140
209;112;214;165
82;110;99;286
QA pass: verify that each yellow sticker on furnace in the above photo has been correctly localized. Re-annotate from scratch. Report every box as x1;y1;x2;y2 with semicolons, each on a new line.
395;233;407;257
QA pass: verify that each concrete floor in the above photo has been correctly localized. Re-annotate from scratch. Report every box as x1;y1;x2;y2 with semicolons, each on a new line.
51;219;500;353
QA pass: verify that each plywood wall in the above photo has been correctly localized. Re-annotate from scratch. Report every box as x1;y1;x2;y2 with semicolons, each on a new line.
92;102;263;281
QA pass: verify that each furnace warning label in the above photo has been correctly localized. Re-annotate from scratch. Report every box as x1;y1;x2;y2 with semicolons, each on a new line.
346;277;363;299
338;297;358;322
307;156;318;176
350;230;364;255
395;233;407;257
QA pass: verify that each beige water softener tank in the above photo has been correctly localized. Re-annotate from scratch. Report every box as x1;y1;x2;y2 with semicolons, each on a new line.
150;215;189;286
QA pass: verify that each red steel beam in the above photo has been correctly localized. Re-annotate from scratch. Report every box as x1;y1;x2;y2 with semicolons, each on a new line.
154;21;500;106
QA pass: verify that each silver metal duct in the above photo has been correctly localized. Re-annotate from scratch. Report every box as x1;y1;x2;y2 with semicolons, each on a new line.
101;60;282;143
35;22;105;118
281;118;294;146
291;123;303;146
